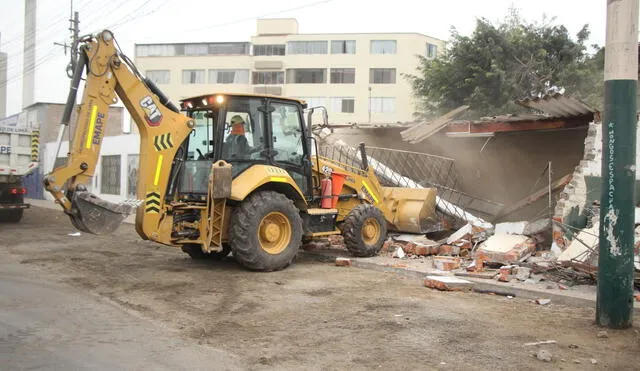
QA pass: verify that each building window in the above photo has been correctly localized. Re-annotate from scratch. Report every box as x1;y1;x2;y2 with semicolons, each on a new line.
331;97;355;113
182;69;205;84
369;97;395;113
127;154;139;199
370;40;397;54
208;43;250;55
330;68;355;84
208;69;249;84
145;70;170;84
136;43;249;57
287;41;328;54
101;155;121;195
253;44;286;56
331;40;356;54
286;69;326;84
426;43;438;58
136;44;176;57
369;68;396;84
297;97;326;108
184;44;208;56
252;71;284;85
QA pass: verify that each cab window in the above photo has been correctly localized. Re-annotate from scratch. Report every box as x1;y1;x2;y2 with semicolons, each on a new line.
270;102;304;165
220;98;266;162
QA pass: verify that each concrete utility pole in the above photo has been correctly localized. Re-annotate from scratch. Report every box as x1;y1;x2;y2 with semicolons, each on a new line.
597;0;639;329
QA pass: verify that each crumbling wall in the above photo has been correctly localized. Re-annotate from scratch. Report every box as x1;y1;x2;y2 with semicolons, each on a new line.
331;126;587;221
553;120;640;246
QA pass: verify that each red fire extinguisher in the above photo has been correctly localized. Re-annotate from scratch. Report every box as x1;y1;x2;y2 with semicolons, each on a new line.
320;176;333;208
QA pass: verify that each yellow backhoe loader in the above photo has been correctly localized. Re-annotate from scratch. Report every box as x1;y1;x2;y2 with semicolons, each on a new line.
44;30;440;271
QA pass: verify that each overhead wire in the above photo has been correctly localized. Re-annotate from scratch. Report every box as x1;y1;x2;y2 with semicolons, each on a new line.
182;0;335;33
1;0;146;85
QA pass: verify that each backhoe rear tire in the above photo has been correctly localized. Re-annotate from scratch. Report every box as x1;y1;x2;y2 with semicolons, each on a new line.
182;243;231;260
343;204;387;257
229;191;303;272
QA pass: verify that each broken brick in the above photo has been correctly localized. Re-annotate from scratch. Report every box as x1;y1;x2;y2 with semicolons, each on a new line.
438;244;460;256
434;256;461;271
424;275;474;291
402;242;417;255
474;235;536;264
335;257;351;267
414;245;430;256
381;240;393;253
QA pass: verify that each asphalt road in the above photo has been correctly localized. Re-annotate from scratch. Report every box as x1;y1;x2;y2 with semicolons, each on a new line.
0;257;242;370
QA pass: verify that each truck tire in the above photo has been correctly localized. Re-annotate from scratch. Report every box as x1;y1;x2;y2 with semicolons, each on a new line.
0;209;23;223
229;191;303;271
181;243;231;260
343;204;387;257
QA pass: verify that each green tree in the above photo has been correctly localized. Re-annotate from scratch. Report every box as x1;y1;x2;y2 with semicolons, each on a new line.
406;9;604;118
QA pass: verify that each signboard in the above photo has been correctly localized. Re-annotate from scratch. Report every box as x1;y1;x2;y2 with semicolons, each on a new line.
0;112;26;128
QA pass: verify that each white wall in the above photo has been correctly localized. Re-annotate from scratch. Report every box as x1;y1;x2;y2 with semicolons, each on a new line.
582;121;640;179
43;134;141;203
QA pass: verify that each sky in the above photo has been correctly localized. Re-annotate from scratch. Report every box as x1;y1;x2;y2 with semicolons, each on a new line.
0;0;608;117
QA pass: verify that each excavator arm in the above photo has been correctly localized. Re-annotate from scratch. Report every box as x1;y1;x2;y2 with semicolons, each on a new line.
44;30;194;239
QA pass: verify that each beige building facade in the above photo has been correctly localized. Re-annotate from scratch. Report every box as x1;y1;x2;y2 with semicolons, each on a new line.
134;19;444;124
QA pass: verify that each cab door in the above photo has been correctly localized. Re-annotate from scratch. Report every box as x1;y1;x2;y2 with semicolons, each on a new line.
267;100;311;197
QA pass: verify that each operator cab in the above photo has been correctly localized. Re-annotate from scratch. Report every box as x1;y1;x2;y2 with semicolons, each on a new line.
173;93;311;201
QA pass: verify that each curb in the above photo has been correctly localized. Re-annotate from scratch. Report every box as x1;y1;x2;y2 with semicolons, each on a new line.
300;250;640;312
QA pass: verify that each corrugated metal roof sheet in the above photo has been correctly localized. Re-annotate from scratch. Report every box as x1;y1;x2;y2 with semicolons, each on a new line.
515;93;596;118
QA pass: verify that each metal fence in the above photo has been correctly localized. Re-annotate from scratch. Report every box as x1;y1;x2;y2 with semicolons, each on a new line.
317;142;495;228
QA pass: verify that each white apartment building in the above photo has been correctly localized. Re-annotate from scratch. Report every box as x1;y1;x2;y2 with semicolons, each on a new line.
135;19;445;125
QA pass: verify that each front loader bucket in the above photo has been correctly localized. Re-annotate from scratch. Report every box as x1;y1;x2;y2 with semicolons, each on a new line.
381;187;441;234
70;191;136;235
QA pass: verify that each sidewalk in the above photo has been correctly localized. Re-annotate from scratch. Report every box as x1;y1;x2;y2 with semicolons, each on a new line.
299;246;640;312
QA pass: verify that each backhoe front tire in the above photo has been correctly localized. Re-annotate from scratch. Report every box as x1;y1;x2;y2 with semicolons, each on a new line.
182;243;231;260
343;204;387;257
229;191;303;272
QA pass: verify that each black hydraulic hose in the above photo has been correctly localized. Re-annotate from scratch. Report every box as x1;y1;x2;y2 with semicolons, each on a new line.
60;50;88;126
144;78;180;113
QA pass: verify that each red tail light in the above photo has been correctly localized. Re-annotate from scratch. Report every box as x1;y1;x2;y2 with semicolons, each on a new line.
10;187;26;195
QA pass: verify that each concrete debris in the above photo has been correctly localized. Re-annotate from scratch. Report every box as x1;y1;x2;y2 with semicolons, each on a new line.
573;359;581;364
433;256;461;271
514;266;532;281
446;223;474;244
596;330;608;339
335;257;352;267
393;247;406;259
474;234;536;264
524;340;557;347
455;271;497;279
557;223;599;264
590;359;598;365
535;298;551;305
424;275;474;291
550;242;563;258
536;349;553;362
495;221;528;235
524;219;551;235
392;234;439;247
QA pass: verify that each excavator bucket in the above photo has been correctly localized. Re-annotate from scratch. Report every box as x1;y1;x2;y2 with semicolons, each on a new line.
70;191;136;235
381;187;441;234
